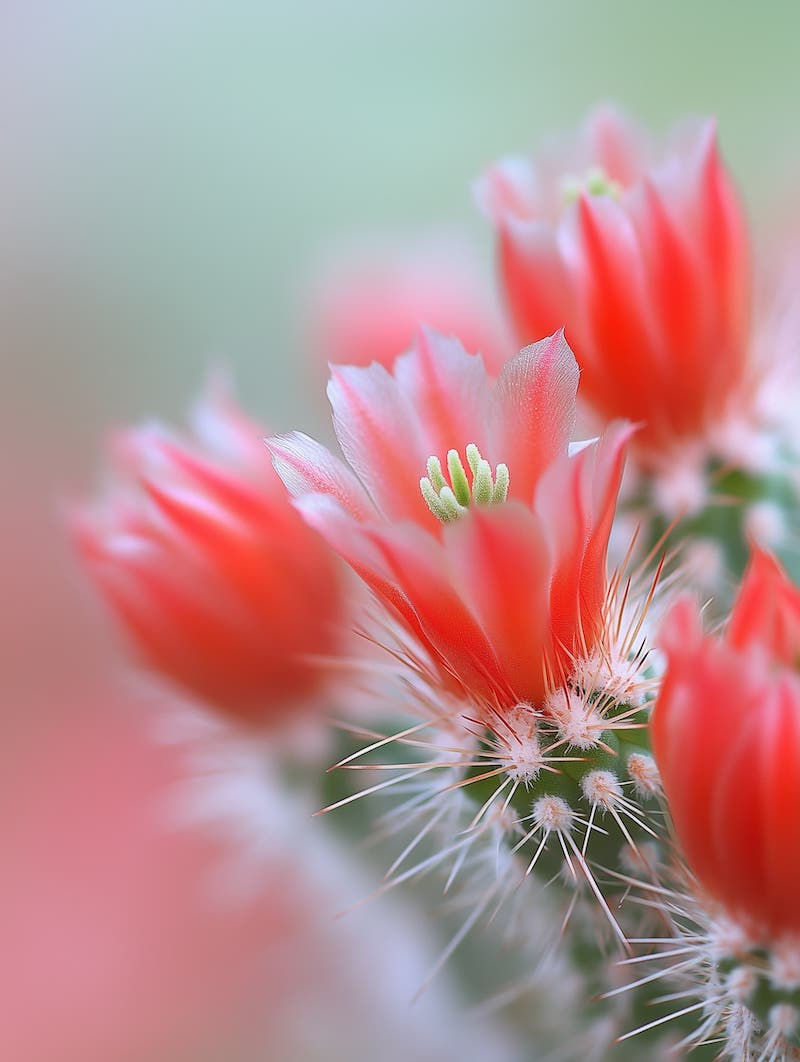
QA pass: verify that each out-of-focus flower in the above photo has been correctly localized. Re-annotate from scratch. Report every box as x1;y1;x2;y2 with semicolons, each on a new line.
652;547;800;937
477;106;750;466
71;384;344;727
269;329;631;713
306;235;511;377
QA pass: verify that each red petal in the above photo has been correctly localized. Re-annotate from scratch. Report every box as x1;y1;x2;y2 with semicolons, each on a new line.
728;547;800;667
267;431;375;520
491;330;579;506
536;421;632;667
328;362;432;527
393;328;491;464
444;504;552;705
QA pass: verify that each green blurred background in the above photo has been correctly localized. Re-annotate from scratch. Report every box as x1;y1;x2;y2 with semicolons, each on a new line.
4;0;799;454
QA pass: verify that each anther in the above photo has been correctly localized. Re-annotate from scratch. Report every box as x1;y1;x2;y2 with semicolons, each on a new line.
420;443;509;523
561;166;622;206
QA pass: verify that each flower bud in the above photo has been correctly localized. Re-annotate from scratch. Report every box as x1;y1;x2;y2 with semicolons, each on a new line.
652;548;800;936
478;105;750;464
71;384;343;726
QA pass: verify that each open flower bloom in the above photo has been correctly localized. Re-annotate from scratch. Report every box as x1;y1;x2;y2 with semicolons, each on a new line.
308;235;510;376
477;106;751;464
652;547;800;937
71;385;344;727
269;329;631;715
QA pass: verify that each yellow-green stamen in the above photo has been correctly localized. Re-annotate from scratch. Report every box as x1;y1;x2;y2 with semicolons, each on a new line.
420;444;510;523
561;165;622;206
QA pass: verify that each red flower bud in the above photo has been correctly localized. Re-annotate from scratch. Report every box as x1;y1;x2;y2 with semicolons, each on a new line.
653;548;800;936
71;384;344;726
478;106;751;463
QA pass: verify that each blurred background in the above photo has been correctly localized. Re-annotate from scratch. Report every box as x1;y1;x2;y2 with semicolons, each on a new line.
2;2;798;1059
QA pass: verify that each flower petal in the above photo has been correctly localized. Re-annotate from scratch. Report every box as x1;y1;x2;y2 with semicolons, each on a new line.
327;362;431;526
392;328;491;462
728;546;800;667
266;431;375;521
297;493;507;702
490;330;579;506
497;220;572;349
444;504;552;704
536;420;632;662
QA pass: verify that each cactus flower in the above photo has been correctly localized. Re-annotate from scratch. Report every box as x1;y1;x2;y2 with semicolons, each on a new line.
308;236;510;376
269;328;631;714
71;385;344;726
478;106;751;464
652;548;800;936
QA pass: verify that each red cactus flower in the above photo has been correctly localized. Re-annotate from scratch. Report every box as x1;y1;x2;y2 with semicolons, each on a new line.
71;384;344;727
307;235;510;377
268;329;631;714
652;547;800;936
477;105;751;463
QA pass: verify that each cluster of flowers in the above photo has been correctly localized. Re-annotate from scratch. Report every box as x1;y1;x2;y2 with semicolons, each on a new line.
74;107;800;1059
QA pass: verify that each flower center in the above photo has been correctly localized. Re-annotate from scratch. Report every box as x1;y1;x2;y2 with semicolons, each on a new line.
561;165;622;206
419;443;509;523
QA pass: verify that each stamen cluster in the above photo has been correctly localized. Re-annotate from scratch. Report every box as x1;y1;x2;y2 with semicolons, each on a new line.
420;444;509;522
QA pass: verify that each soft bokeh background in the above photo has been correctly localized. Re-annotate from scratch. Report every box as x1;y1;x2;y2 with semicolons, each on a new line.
2;2;799;1058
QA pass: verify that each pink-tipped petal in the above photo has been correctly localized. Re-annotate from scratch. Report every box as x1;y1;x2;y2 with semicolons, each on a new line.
328;362;431;526
267;431;375;521
582;104;651;187
490;330;579;505
392;328;491;463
